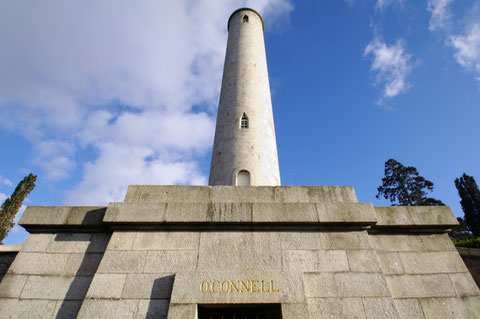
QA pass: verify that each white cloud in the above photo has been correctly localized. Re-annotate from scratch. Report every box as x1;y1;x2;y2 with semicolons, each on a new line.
364;36;412;103
0;176;13;187
0;1;293;205
427;0;453;31
449;23;480;85
375;0;403;11
0;192;7;203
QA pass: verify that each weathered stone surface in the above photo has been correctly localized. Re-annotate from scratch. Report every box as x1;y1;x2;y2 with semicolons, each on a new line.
422;233;457;251
449;273;480;297
374;206;457;227
0;299;57;319
283;250;349;272
8;252;69;275
253;203;318;222
335;273;390;297
165;203;209;222
0;274;28;298
170;270;305;304
316;202;376;223
386;274;456;298
197;232;281;271
86;274;126;299
376;252;405;275
273;186;358;203
327;231;372;250
20;275;74;299
46;233;92;253
280;232;330;250
362;297;400;319
133;232;200;250
52;300;83;319
122;274;174;299
136;299;170;319
281;303;309;319
103;203;166;223
400;251;468;274
77;299;139;319
370;234;425;252
125;185;211;203
65;207;106;225
144;250;197;273
346;250;381;272
97;251;147;274
19;206;71;225
419;297;470;318
307;297;365;319
394;299;426;319
63;253;104;276
107;231;136;250
166;303;196;319
22;234;54;252
303;273;337;297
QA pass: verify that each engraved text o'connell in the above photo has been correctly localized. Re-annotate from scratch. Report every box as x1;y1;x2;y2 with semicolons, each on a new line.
200;280;279;293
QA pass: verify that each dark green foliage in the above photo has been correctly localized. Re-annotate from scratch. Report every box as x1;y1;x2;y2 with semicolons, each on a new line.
450;217;473;242
454;237;480;249
455;173;480;237
0;173;37;243
376;159;445;206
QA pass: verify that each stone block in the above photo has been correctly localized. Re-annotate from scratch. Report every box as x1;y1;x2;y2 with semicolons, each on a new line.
8;252;69;275
394;299;425;319
22;233;54;252
419;297;469;318
283;250;349;272
449;273;480;297
64;253;104;276
122;274;175;299
385;274;456;298
52;300;83;319
136;299;170;319
47;233;92;253
20;275;73;299
421;233;456;252
19;206;70;225
144;250;197;273
0;274;28;297
0;245;21;252
369;234;425;252
133;231;200;250
374;206;457;227
462;296;480;318
107;231;137;250
97;250;147;274
400;251;468;274
252;203;318;222
281;303;309;319
166;303;197;319
273;186;358;203
327;231;372;250
280;232;330;250
86;233;111;253
212;186;275;203
376;252;405;275
103;202;166;223
86;274;126;299
125;185;211;203
307;297;365;319
362;297;400;319
77;299;139;319
346;250;381;272
335;273;390;297
0;299;57;319
316;202;376;223
197;232;281;271
164;203;208;222
65;206;106;225
303;273;337;297
206;202;253;222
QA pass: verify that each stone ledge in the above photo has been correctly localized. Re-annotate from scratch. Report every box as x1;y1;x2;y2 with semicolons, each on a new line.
0;245;22;252
124;185;358;203
457;247;480;258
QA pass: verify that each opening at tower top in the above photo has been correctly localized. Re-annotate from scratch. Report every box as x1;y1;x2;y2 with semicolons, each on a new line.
243;15;249;22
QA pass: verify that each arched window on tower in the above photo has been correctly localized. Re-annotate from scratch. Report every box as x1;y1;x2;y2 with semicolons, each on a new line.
240;113;249;129
236;170;251;186
243;15;249;23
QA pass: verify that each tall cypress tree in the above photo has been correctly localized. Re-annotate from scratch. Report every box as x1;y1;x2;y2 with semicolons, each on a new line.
455;173;480;237
377;159;444;206
0;173;37;243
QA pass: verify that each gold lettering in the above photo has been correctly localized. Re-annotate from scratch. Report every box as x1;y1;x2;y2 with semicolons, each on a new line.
270;280;279;292
252;280;259;292
231;280;240;292
240;280;250;292
200;281;209;293
222;281;229;293
261;280;269;292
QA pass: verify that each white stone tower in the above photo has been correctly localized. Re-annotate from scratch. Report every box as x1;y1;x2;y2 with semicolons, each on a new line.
209;8;281;186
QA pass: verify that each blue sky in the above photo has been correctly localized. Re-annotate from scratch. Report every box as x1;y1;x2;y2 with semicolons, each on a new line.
1;0;479;244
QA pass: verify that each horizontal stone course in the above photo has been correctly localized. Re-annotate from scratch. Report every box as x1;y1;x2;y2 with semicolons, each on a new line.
132;232;199;251
386;274;456;298
97;251;147;274
77;299;139;319
122;274;174;299
144;250;197;273
346;250;381;272
307;297;365;319
0;298;57;319
374;206;458;227
8;252;70;275
283;250;349;272
20;275;91;300
399;251;468;274
86;273;126;299
0;274;28;298
335;272;391;297
362;297;400;319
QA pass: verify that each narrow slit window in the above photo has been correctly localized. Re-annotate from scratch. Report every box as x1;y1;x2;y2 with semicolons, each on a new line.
243;15;249;23
240;113;249;129
236;170;251;186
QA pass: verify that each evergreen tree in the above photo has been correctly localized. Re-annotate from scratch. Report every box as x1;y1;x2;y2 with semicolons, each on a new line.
376;159;444;206
450;217;473;242
0;173;37;243
455;173;480;237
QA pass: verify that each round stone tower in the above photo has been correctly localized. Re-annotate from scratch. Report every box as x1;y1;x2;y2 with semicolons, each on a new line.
209;8;281;186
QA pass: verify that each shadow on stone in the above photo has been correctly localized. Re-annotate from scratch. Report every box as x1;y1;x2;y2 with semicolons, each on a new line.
146;275;175;319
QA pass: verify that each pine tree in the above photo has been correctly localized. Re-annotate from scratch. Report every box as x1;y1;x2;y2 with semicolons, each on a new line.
376;159;444;206
455;173;480;237
0;173;37;243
